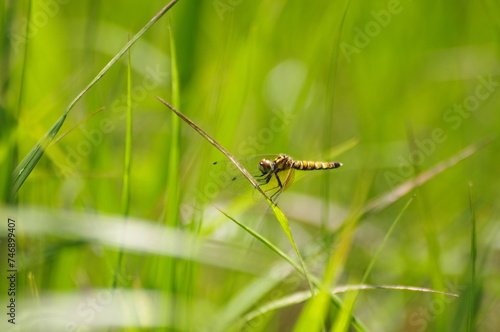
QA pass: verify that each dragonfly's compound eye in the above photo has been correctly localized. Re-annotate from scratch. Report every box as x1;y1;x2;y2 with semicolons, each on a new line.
259;159;273;174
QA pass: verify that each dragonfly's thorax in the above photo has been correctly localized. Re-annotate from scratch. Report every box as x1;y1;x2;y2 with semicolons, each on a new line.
274;154;294;171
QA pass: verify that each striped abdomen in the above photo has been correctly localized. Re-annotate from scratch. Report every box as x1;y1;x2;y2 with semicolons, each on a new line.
292;160;343;171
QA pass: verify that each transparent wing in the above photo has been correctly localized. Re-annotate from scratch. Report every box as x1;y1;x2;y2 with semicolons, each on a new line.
209;157;261;196
209;155;295;201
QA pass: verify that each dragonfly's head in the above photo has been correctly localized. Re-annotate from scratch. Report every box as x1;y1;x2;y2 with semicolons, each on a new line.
258;158;274;175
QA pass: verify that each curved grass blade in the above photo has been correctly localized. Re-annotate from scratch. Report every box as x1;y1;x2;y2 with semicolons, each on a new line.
156;98;270;202
332;194;414;332
241;283;458;326
269;202;315;292
49;107;106;147
11;114;67;195
217;208;300;271
362;137;494;215
219;208;368;332
11;0;180;196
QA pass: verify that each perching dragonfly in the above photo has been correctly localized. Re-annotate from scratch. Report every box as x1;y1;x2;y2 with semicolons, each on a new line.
210;154;342;202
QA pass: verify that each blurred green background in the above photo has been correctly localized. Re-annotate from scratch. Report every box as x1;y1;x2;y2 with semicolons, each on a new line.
1;0;499;331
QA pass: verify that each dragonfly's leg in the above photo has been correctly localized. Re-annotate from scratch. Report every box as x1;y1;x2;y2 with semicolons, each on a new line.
262;172;282;190
263;172;285;200
256;172;282;200
260;173;273;185
254;171;265;179
255;172;272;185
274;172;284;189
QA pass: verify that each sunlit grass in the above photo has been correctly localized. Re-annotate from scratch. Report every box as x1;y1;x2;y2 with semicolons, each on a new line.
1;0;499;331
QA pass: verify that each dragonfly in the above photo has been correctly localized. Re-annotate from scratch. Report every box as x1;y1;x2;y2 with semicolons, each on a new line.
210;154;342;202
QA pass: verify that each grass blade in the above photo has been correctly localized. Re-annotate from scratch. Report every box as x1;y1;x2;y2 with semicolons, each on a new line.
11;0;180;196
164;18;181;227
332;195;414;332
242;284;458;326
155;98;269;201
157;98;315;292
11;114;67;196
363;137;494;214
217;208;301;272
293;169;373;332
112;46;134;290
48;107;106;147
467;183;477;331
219;208;368;332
